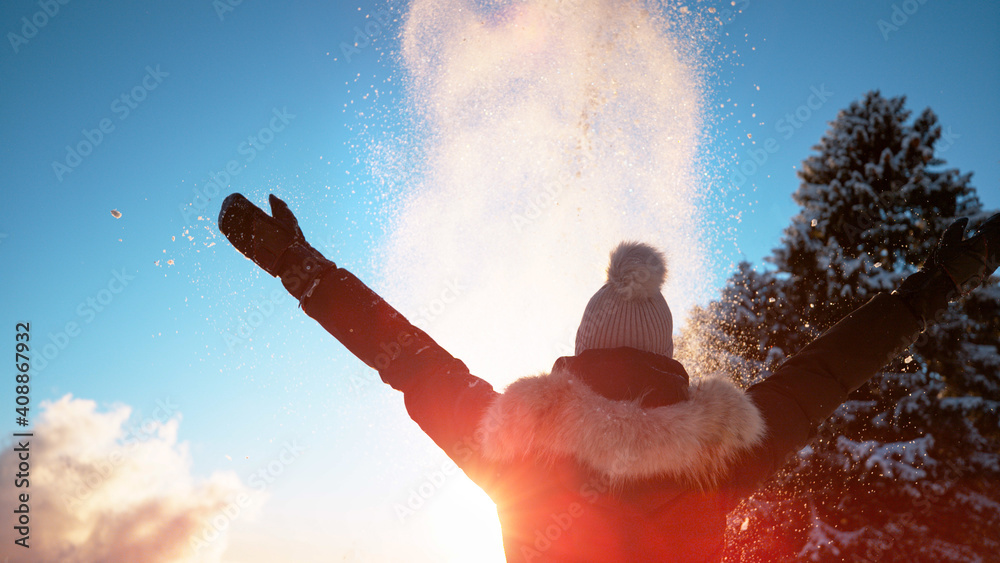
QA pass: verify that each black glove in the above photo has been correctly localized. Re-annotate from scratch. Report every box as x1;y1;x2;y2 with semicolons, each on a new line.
893;213;1000;328
219;193;336;300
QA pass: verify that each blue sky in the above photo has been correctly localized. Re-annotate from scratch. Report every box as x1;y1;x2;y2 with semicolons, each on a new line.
0;0;997;561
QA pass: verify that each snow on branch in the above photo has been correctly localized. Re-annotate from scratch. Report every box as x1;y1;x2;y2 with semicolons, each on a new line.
836;434;935;480
797;502;867;560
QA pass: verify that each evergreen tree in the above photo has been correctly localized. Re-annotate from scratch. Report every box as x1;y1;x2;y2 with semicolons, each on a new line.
679;91;1000;562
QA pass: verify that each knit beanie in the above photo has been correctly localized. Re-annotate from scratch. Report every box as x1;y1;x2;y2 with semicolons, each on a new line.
575;241;674;358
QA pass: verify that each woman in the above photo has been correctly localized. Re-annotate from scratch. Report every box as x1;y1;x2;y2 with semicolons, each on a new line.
219;193;997;562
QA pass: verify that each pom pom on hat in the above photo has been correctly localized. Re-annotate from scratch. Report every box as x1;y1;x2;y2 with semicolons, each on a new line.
606;241;668;300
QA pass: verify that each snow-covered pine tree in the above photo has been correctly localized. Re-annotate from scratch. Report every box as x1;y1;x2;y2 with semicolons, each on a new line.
680;91;1000;562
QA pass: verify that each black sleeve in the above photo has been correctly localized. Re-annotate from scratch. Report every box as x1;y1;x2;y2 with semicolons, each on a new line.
729;292;923;492
299;268;501;484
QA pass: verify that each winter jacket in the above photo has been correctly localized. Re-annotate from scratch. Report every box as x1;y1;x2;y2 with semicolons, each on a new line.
300;267;924;562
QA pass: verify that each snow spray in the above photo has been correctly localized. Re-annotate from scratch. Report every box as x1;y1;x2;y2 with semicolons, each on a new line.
378;0;710;386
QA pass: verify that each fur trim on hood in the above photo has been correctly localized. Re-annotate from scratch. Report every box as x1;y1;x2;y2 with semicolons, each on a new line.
478;366;766;489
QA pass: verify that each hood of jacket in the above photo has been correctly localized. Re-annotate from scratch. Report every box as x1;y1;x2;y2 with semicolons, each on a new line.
478;347;765;489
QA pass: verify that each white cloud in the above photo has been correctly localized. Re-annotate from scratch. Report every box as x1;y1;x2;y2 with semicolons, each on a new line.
0;395;255;563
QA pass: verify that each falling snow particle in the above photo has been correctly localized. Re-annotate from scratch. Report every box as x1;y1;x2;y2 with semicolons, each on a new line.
110;209;122;218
